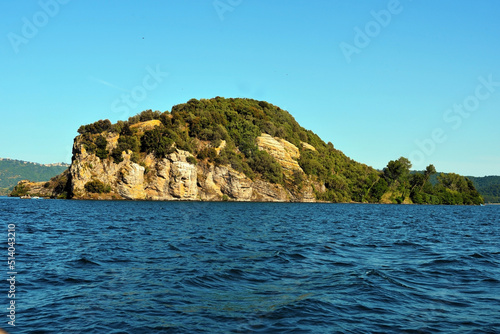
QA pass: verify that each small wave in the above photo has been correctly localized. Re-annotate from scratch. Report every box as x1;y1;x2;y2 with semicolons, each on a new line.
182;273;224;289
421;257;464;267
60;293;86;300
285;252;308;260
111;256;132;263
63;277;94;284
361;268;417;292
261;296;338;331
106;225;120;230
394;240;422;247
72;257;101;266
167;243;181;251
481;277;500;283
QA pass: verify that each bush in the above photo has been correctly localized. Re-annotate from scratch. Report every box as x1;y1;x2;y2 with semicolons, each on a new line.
96;148;109;159
247;150;283;184
10;183;28;197
84;180;111;193
197;147;217;161
186;156;197;165
111;147;125;163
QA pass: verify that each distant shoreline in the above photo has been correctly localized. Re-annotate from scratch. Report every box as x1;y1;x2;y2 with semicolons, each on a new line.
3;196;498;206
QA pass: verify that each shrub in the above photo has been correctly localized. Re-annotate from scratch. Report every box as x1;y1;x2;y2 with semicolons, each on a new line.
10;183;28;197
186;156;197;165
247;150;283;184
84;180;111;193
197;147;217;161
96;148;109;159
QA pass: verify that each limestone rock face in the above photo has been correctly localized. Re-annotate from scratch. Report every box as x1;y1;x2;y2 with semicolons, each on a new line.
211;165;253;200
169;161;198;199
143;151;198;200
48;129;320;202
301;142;316;152
117;162;146;200
256;134;303;174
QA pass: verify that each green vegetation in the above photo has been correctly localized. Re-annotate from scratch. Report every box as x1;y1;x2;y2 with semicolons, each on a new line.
186;156;198;165
84;180;111;194
50;171;72;199
468;176;500;203
376;157;483;205
77;119;112;135
9;183;28;197
75;97;485;204
0;159;69;195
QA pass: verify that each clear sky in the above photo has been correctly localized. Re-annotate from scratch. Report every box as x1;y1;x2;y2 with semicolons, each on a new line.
1;0;499;176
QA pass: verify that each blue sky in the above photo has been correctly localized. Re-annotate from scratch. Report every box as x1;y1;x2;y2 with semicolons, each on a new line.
1;0;499;176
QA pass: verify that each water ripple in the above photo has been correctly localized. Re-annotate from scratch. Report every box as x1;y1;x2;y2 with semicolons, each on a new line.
1;199;499;333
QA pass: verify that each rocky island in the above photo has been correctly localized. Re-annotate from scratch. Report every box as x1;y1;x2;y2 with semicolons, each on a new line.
11;97;484;204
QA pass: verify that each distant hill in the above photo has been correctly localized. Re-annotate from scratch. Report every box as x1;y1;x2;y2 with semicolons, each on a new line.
468;176;500;203
0;158;69;195
428;173;500;203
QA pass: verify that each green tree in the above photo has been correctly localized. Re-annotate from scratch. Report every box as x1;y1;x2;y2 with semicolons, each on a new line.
95;135;109;159
369;177;388;201
77;119;112;134
383;157;412;185
141;128;175;158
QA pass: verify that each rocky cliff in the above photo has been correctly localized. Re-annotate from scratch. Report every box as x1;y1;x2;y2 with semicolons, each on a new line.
12;97;481;204
9;97;372;202
67;128;316;201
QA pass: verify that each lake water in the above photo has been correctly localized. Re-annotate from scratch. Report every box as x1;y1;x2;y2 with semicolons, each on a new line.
1;198;499;333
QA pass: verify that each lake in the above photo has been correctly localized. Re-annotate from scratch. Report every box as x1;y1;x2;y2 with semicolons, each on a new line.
1;198;499;333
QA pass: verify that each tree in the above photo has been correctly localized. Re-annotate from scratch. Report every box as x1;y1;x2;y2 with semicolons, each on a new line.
141;128;175;158
383;157;412;185
369;177;388;201
77;119;112;134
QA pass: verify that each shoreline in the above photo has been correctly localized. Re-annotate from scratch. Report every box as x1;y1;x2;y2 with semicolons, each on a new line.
3;196;495;206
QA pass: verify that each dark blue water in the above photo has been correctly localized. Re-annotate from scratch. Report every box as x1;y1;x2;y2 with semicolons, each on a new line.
1;198;499;333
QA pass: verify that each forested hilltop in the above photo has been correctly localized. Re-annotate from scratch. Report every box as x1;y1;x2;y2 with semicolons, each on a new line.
63;97;482;204
467;176;500;203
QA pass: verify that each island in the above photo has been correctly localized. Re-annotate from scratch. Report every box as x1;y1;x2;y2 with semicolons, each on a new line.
11;97;484;204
